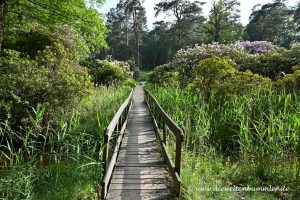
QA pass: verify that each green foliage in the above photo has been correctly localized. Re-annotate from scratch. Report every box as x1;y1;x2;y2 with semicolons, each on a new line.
0;46;93;129
3;0;108;54
190;57;236;95
150;42;300;88
147;84;300;198
7;23;87;59
276;65;300;92
246;2;294;47
86;59;137;87
239;44;300;79
149;64;179;87
230;70;271;93
154;0;205;47
92;60;127;86
141;21;172;68
0;86;131;199
190;57;271;98
105;0;147;68
203;0;245;43
139;70;152;81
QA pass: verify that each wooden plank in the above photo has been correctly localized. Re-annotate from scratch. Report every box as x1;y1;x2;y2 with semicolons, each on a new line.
106;190;176;200
117;154;161;159
110;178;170;184
123;131;154;136
121;141;157;146
105;86;175;200
112;174;168;179
118;149;159;154
116;163;166;167
120;146;159;151
119;150;158;156
114;167;168;175
109;183;169;190
117;157;162;163
122;136;157;141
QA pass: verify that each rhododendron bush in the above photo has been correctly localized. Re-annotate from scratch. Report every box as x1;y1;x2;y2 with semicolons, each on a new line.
150;41;300;92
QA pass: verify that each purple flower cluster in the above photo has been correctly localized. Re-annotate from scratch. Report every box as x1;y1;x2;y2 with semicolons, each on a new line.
234;41;278;54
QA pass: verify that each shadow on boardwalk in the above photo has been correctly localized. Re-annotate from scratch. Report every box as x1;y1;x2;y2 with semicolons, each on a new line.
106;86;176;200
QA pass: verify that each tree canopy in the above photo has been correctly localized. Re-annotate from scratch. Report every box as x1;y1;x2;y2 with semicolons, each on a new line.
1;0;109;55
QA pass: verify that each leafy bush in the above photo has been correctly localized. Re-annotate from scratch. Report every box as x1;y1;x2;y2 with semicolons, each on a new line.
229;70;271;94
88;60;130;87
0;46;93;129
175;43;244;86
150;41;300;87
276;65;300;92
190;57;236;97
6;23;88;60
234;41;278;54
125;59;140;79
239;48;296;79
189;57;271;98
149;64;179;87
0;86;131;199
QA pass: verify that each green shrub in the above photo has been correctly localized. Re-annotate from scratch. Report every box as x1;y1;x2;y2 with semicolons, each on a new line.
276;65;300;92
150;42;300;88
190;57;271;98
239;48;295;80
149;64;179;87
0;47;93;129
190;57;236;97
84;59;139;87
226;70;271;94
90;60;128;87
5;23;88;60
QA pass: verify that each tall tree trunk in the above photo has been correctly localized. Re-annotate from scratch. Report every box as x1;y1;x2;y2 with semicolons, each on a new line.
133;9;140;69
0;0;7;54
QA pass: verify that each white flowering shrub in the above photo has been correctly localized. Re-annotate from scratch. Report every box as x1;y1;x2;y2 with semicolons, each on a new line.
150;41;300;87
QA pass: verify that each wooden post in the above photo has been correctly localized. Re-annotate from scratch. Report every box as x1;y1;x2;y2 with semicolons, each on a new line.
175;134;183;176
163;123;167;144
155;106;159;124
153;102;156;120
102;128;109;176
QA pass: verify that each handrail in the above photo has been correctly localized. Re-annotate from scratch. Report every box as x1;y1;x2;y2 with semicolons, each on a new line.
144;89;185;197
101;90;133;199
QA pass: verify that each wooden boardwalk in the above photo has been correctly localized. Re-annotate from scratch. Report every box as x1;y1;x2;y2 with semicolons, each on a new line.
106;86;175;200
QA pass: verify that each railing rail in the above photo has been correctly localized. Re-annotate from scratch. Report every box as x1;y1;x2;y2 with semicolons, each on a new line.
101;90;133;199
144;89;185;196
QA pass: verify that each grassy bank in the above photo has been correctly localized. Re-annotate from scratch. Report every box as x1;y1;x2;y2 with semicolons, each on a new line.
139;70;152;82
0;86;131;199
146;84;300;200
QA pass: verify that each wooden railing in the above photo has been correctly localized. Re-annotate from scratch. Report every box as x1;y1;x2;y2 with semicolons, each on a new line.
144;89;185;196
101;90;133;199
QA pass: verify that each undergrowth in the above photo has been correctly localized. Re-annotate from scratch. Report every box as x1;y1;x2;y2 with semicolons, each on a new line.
147;84;300;200
0;86;131;199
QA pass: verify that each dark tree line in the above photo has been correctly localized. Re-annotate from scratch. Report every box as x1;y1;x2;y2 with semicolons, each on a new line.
102;0;300;69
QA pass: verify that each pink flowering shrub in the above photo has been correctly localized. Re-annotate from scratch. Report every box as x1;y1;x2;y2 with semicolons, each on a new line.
234;41;278;54
150;41;300;87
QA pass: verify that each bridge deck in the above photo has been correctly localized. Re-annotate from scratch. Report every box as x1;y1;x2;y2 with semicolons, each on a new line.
106;86;175;200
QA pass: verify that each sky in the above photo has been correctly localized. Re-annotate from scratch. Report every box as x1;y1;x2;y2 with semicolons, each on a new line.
99;0;299;30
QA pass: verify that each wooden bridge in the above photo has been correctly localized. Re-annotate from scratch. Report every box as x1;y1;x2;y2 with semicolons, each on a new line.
101;85;185;200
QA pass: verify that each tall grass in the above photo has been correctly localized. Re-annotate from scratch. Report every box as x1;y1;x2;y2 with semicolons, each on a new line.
0;86;131;199
147;84;300;199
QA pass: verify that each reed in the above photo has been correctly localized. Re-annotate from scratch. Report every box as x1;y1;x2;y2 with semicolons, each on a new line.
147;83;300;199
0;86;131;199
